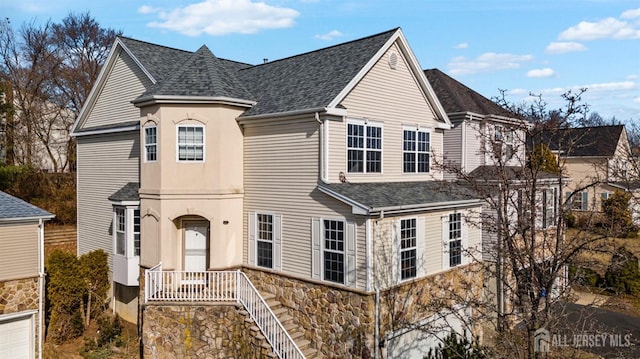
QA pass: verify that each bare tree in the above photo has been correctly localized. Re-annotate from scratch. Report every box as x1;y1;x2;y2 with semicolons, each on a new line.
0;14;120;171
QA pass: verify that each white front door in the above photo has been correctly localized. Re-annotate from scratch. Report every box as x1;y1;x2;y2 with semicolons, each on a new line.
184;222;209;272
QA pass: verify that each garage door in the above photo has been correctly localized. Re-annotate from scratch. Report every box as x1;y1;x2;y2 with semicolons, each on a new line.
387;308;470;359
0;315;33;359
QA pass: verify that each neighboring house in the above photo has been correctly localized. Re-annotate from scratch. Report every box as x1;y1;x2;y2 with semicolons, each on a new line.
72;28;487;358
537;125;638;221
0;190;54;359
424;69;566;328
424;68;529;179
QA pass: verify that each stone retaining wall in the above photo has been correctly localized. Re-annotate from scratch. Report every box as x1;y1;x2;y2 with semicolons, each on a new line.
141;304;274;359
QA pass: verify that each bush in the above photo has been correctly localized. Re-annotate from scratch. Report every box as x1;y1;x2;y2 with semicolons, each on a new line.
425;331;486;359
569;265;602;288
46;249;110;343
603;247;640;296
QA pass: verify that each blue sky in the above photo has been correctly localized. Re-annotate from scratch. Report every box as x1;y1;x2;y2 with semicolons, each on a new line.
3;0;640;122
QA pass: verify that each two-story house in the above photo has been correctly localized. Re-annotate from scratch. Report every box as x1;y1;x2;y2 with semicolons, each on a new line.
0;190;54;359
72;28;486;358
424;69;567;330
537;125;638;222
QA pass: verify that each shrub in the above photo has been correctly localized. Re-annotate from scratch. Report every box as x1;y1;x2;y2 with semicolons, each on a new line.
425;331;486;359
603;247;640;296
569;265;602;288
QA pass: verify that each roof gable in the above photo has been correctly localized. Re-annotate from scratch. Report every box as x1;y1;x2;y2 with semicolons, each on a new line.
424;68;517;120
236;29;399;118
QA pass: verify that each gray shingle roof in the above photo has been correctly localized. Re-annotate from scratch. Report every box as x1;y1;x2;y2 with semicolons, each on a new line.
120;29;398;117
237;29;397;117
320;181;481;211
108;182;140;202
424;68;518;119
139;45;254;101
468;165;561;182
536;125;625;157
0;191;54;221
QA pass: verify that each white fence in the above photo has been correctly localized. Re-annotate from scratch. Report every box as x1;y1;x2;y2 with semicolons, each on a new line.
144;266;304;359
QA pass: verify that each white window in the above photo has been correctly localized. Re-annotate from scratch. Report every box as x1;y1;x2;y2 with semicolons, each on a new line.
115;208;125;255
257;214;274;268
494;125;503;142
248;212;282;271
400;218;417;280
542;188;556;229
347;121;382;173
177;125;204;162
323;219;345;284
448;213;462;267
311;218;356;286
144;125;157;162
113;206;140;258
601;192;611;201
568;191;589;211
403;126;430;173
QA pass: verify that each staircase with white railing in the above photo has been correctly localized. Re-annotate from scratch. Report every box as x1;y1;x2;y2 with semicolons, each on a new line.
145;265;306;359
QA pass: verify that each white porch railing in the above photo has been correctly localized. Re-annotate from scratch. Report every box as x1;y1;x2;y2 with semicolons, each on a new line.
144;266;304;359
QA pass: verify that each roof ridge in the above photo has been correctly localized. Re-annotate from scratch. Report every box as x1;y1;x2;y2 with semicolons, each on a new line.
239;27;399;70
118;36;193;55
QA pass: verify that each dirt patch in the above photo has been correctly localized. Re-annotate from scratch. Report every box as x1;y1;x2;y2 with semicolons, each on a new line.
44;317;138;359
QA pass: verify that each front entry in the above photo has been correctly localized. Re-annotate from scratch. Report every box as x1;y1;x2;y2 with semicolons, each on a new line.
183;221;209;272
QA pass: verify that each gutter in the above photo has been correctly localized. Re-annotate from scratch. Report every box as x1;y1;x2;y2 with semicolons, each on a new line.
238;106;348;122
71;124;140;138
132;95;256;108
0;215;55;224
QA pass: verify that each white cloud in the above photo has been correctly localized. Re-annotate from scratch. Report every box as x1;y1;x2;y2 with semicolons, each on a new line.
634;96;640;104
621;8;640;19
545;41;587;54
141;0;300;36
314;30;343;41
559;17;640;41
447;52;533;76
138;5;159;14
454;43;468;49
527;68;555;78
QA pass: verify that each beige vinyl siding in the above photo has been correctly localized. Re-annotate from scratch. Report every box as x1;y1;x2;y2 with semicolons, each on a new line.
330;43;443;182
465;120;483;171
80;49;152;130
0;222;39;281
443;121;462;180
373;208;482;289
244;119;368;289
77;131;140;268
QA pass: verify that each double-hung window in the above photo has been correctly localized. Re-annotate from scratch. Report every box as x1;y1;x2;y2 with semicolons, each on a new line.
144;125;157;162
115;208;126;255
400;219;417;280
323;219;345;284
568;191;588;211
113;206;140;257
542;188;556;228
257;214;274;268
347;121;382;173
177;125;204;162
403;127;430;173
448;213;462;267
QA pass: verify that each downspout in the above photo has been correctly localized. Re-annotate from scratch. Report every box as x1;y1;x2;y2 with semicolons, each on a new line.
374;210;384;359
38;219;45;359
461;119;467;172
316;112;329;183
496;183;504;332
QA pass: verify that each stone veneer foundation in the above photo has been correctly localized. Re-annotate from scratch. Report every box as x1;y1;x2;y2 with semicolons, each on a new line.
0;277;39;314
0;277;41;359
139;264;483;358
142;304;275;359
